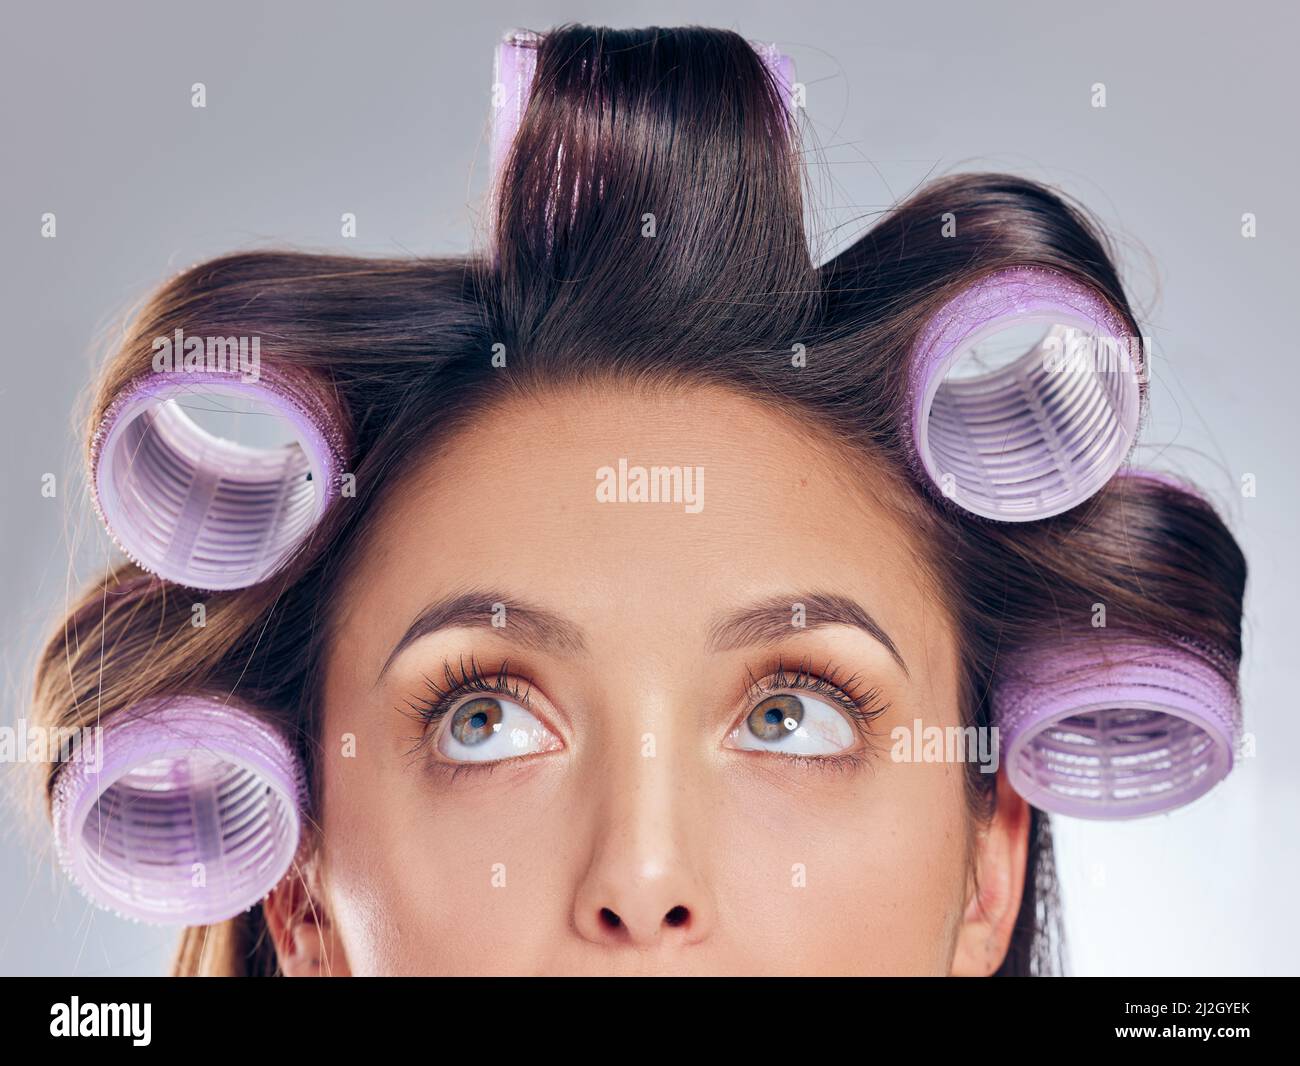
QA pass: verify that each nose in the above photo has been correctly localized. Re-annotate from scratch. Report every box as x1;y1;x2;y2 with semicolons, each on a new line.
572;732;717;950
575;859;705;948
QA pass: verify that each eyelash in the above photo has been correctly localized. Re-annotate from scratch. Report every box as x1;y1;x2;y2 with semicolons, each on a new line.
398;655;891;782
738;657;891;776
400;656;536;784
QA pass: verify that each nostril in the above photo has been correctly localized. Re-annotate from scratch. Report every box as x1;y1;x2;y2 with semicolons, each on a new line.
599;907;622;929
665;905;689;928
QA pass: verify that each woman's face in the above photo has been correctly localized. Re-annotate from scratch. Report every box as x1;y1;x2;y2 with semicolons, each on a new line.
283;383;1027;975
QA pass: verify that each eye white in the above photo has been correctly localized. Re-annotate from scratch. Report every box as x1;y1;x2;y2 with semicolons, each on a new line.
727;693;857;756
436;697;560;763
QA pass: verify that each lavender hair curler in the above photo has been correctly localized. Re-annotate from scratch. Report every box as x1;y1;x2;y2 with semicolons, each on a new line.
489;29;542;194
52;696;305;925
908;266;1145;522
488;29;796;197
993;638;1240;819
90;363;349;590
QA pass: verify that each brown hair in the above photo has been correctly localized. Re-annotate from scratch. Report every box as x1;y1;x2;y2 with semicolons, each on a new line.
30;24;1245;976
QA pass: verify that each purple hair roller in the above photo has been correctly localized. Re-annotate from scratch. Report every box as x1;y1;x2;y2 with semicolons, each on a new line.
909;266;1145;521
52;697;305;925
749;40;796;110
993;639;1240;819
489;30;542;194
90;363;349;590
489;29;797;196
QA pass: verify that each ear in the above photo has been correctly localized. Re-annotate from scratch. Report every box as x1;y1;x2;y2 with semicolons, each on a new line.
262;857;351;977
949;768;1032;976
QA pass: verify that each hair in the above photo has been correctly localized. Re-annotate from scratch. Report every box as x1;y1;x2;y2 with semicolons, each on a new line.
30;24;1245;976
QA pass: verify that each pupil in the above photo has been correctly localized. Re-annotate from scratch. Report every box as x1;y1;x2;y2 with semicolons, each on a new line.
764;708;782;724
471;712;487;728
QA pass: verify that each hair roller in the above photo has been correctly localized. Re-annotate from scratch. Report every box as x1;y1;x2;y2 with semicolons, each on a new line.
51;696;305;925
90;362;349;590
993;636;1241;819
489;29;542;194
747;40;796;110
488;28;796;196
908;266;1145;521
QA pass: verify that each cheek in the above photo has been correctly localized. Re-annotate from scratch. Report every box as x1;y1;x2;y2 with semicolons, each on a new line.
717;760;971;975
316;744;565;976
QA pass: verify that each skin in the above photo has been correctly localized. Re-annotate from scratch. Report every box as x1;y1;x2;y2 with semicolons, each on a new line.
264;382;1029;976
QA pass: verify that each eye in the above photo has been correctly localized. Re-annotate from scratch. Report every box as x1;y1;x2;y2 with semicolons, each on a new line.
435;695;562;763
726;691;858;756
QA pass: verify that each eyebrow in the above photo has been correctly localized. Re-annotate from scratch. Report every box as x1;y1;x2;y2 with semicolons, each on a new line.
378;587;908;682
377;589;588;681
706;591;909;676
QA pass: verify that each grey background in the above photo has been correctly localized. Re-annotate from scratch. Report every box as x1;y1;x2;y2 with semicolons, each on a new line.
1;0;1295;975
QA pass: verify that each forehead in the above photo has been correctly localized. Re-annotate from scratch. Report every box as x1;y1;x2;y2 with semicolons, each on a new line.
337;381;953;672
